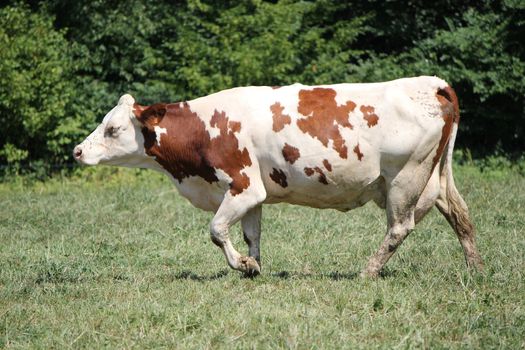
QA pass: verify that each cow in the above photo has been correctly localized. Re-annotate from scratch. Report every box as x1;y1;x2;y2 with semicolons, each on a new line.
73;76;483;277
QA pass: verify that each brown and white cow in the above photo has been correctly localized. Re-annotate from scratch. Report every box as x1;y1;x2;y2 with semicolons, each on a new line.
73;76;483;277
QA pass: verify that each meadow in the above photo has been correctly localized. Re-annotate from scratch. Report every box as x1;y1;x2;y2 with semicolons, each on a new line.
1;163;524;349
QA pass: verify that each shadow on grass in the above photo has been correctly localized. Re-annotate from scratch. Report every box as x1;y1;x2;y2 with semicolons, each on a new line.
172;269;230;281
272;270;359;280
168;269;360;281
169;268;402;282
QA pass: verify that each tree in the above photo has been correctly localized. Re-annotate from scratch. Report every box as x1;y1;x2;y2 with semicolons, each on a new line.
0;5;91;166
1;0;523;173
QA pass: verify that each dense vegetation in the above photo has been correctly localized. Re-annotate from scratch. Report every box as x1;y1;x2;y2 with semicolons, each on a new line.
0;0;524;171
1;165;524;348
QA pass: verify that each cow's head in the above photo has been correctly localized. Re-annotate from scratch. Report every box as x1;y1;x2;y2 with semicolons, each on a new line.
73;94;148;167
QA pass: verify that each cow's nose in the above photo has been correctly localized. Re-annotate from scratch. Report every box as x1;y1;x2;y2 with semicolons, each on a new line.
73;146;82;159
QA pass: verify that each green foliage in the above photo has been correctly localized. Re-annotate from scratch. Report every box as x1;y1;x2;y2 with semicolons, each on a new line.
0;4;99;170
0;0;523;173
350;2;524;152
0;143;29;164
167;0;371;92
455;148;525;178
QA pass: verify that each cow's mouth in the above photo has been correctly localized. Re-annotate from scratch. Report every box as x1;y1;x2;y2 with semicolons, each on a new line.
73;146;83;161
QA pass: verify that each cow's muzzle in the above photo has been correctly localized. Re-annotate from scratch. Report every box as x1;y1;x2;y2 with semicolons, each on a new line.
73;146;83;161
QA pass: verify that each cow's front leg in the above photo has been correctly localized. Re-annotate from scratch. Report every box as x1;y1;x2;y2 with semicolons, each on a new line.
210;189;266;277
242;205;262;268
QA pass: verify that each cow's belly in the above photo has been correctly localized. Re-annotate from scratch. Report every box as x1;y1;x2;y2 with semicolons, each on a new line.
261;152;386;210
170;158;386;213
264;174;386;211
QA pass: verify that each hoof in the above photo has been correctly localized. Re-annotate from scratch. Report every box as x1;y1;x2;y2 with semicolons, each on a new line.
238;256;261;277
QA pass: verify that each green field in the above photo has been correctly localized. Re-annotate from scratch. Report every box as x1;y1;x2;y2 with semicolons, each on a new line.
1;165;524;349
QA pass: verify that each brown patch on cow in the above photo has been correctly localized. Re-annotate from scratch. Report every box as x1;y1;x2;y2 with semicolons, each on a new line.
134;102;219;184
304;166;328;185
209;110;252;195
353;144;364;161
271;102;291;132
134;103;252;196
322;159;332;172
316;167;328;184
436;86;460;124
269;168;288;188
296;88;356;159
432;87;457;169
229;120;241;133
360;105;379;127
271;86;281;90
282;143;300;164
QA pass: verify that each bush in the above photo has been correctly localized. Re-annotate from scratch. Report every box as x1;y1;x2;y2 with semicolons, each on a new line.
0;0;523;176
0;5;93;169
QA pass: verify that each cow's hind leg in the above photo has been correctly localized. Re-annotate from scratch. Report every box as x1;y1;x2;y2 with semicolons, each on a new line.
435;167;483;270
362;151;439;277
414;166;441;224
361;181;418;278
242;205;262;267
210;180;266;277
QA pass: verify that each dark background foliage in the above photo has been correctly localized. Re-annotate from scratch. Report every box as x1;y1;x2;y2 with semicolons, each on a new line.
1;0;523;171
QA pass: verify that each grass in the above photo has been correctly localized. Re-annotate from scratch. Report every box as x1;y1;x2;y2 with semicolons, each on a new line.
1;164;524;349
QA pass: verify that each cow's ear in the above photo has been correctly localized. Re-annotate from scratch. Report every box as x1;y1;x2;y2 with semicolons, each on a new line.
134;103;166;128
132;103;145;120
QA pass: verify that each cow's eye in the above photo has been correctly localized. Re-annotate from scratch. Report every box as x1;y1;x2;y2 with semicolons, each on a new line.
106;126;120;137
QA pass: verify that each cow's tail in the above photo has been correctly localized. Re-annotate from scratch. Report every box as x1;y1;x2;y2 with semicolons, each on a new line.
437;87;462;213
436;86;483;269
